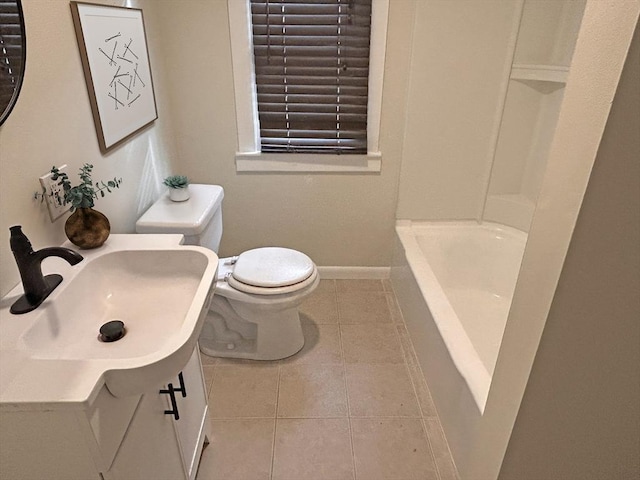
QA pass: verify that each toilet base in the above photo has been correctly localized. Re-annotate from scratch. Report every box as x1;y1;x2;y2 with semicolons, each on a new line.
198;299;305;361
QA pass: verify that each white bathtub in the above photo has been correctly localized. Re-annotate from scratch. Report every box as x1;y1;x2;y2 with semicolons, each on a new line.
392;221;526;412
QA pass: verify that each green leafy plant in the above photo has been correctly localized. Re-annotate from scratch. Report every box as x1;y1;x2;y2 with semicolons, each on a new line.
163;175;189;189
51;163;122;211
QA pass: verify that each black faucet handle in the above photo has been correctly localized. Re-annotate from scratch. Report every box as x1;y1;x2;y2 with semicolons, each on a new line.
10;225;34;255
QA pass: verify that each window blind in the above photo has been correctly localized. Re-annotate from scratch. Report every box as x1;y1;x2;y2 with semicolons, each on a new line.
250;0;372;154
0;0;24;111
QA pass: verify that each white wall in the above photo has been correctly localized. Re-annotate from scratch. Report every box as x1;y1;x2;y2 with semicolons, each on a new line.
396;0;520;221
150;0;414;267
499;22;639;478
0;0;179;297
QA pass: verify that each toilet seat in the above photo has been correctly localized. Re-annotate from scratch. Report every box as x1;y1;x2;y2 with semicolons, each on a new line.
226;247;318;296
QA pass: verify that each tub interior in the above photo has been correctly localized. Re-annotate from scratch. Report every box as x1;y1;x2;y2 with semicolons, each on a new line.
413;223;526;373
394;221;527;410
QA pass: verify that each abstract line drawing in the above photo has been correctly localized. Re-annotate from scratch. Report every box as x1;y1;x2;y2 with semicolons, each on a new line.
71;2;157;153
105;32;121;42
98;42;117;66
100;36;146;111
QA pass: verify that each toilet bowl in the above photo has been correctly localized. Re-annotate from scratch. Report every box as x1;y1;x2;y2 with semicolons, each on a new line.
136;184;318;360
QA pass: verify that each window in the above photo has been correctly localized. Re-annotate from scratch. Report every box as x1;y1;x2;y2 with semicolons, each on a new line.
229;0;388;172
251;0;371;155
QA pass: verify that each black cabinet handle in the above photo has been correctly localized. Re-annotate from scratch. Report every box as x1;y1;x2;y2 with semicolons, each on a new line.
159;383;180;420
175;372;187;398
159;371;187;420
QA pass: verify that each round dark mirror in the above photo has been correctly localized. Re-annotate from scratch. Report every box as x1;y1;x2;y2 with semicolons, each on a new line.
0;0;25;126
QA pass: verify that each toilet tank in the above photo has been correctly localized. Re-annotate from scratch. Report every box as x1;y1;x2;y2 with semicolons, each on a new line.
136;184;224;253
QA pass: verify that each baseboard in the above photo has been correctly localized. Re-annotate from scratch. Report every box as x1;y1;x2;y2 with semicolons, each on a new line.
317;266;391;279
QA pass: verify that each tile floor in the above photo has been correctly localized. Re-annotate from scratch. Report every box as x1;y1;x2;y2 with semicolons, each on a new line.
196;279;458;480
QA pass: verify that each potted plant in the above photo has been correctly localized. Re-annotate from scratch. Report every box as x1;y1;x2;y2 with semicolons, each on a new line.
51;163;122;249
163;175;190;202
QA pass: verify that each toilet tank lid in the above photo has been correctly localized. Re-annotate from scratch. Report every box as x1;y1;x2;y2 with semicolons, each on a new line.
136;184;224;235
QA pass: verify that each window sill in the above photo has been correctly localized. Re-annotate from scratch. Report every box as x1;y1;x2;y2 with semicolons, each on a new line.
235;152;382;173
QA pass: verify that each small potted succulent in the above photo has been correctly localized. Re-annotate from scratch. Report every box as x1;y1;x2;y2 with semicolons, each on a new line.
51;164;122;248
163;175;190;202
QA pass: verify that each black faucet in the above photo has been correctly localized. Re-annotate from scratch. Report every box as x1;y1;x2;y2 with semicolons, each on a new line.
9;226;84;314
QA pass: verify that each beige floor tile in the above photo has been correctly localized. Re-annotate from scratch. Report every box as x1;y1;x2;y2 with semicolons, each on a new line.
202;365;215;396
315;279;337;293
300;289;339;324
424;417;459;480
397;325;438;417
386;292;405;324
277;364;348;418
272;418;354;480
194;279;458;480
346;364;421;417
336;279;384;292
201;351;282;367
209;365;279;418
281;323;343;365
396;324;414;362
409;361;438;418
338;291;393;324
212;356;281;366
200;352;217;365
351;418;438;480
196;419;274;480
341;323;404;364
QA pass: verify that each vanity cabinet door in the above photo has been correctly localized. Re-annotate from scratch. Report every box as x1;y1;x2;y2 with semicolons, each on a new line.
0;386;139;480
0;409;102;480
104;384;187;480
81;385;141;471
174;346;210;480
104;347;209;480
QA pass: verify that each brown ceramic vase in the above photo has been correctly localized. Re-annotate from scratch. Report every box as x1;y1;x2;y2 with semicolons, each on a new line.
64;207;110;249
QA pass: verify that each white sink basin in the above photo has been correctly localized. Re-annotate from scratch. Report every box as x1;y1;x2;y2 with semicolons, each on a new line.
23;250;209;360
1;237;218;402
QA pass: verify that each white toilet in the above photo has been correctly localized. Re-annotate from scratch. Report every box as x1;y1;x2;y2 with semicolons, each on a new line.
136;184;319;360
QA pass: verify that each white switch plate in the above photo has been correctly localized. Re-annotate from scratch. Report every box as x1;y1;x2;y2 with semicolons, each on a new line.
39;165;71;222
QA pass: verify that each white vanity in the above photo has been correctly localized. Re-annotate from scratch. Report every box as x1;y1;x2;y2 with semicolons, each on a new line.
0;235;218;480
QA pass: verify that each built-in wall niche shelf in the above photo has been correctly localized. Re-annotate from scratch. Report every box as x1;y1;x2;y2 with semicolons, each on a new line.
510;64;569;83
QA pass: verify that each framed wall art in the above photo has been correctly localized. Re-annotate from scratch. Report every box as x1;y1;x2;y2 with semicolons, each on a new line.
70;2;157;153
